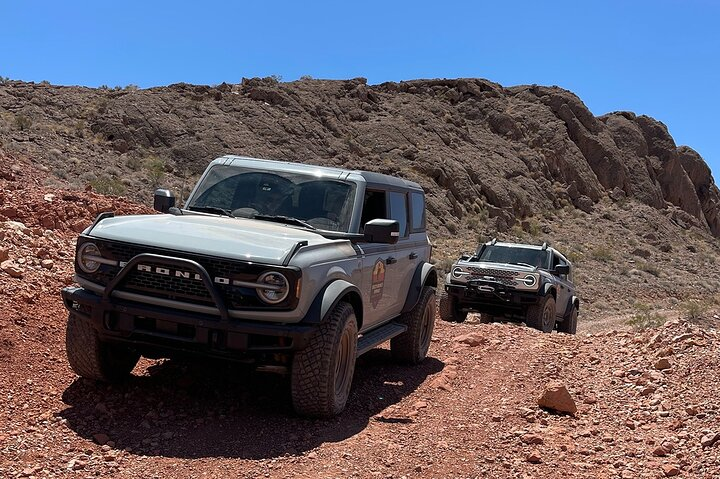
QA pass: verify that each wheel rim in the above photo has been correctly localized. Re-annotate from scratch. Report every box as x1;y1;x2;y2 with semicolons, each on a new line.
542;302;554;330
334;325;353;397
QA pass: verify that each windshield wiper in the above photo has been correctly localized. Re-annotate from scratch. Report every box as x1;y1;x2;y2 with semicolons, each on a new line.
188;206;235;217
253;214;316;230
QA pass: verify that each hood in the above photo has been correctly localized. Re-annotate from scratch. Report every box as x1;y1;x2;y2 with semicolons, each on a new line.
457;260;538;273
88;214;339;265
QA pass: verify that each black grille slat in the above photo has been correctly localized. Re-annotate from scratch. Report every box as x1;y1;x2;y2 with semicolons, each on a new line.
467;267;519;287
81;240;288;309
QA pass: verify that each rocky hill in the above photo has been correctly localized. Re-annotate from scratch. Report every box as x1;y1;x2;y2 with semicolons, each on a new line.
1;77;718;238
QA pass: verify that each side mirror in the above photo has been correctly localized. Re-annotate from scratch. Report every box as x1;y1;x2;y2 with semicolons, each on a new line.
554;264;570;275
153;188;176;213
363;219;400;244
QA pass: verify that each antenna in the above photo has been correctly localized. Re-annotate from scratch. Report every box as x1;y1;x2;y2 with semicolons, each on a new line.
542;242;548;250
491;238;497;245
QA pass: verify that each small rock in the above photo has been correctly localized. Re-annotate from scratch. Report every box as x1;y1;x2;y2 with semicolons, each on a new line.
0;247;8;262
521;433;544;445
40;259;54;270
662;464;680;477
526;450;542;463
538;381;577;415
453;332;486;347
700;432;719;448
1;259;23;278
652;445;668;457
654;358;672;371
93;433;110;445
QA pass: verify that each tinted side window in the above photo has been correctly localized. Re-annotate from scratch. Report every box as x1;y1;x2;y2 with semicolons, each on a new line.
388;191;408;237
360;190;387;230
410;192;425;232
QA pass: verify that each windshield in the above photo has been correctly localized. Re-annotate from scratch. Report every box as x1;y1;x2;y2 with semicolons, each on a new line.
477;245;549;268
187;165;357;232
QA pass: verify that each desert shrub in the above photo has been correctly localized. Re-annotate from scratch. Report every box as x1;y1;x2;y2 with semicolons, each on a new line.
299;75;314;80
591;246;614;262
627;304;666;330
681;300;708;320
144;156;165;186
90;176;126;196
126;156;143;171
14;114;32;131
638;262;661;277
0;76;10;84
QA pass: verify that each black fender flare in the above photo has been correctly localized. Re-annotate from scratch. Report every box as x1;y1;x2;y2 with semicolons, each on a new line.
401;262;438;314
301;280;364;329
564;295;580;319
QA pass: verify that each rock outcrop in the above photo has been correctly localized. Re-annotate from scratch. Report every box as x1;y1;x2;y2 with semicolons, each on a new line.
0;78;718;236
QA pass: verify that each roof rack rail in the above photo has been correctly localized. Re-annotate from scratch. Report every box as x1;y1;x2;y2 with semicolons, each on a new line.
541;242;548;250
490;238;497;245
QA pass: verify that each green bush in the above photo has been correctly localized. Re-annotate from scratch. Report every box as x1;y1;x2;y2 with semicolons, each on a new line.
681;300;708;320
591;246;614;262
626;304;666;330
90;176;126;196
144;156;165;186
14;114;32;131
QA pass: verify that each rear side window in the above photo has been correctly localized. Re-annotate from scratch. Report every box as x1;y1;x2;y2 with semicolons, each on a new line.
410;192;425;232
388;191;408;237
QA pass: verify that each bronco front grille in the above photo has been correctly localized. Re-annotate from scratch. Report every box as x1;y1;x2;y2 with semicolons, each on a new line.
466;267;519;287
77;238;298;310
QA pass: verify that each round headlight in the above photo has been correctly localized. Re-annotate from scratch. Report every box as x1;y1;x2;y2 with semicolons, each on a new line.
77;242;102;273
522;274;537;287
256;271;289;304
451;267;464;279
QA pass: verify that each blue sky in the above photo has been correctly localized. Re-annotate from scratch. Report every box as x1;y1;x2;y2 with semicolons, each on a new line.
2;0;718;176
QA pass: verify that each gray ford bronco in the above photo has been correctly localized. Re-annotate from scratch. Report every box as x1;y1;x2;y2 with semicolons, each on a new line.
438;240;579;334
61;155;437;417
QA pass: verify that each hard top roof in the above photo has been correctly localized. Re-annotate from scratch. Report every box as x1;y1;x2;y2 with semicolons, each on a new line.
479;240;570;263
216;155;423;191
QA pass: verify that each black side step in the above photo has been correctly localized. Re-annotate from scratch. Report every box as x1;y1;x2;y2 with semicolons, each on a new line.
357;322;407;357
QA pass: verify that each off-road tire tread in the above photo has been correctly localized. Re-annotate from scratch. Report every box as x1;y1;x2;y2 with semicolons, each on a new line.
291;302;357;417
438;289;467;323
526;295;556;333
558;305;578;334
66;314;139;381
391;286;436;364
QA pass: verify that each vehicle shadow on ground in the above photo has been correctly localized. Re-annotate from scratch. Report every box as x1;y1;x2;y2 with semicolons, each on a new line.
59;350;444;460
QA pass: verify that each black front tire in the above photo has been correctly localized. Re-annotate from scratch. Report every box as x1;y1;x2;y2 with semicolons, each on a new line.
66;314;140;382
392;286;436;364
291;302;358;417
526;295;556;333
557;305;578;334
438;289;467;323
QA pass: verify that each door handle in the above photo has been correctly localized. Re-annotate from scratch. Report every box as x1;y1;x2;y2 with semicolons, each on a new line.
409;252;418;260
386;257;397;265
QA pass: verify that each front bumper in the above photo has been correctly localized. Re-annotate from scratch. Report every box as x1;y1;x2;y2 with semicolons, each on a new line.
61;286;316;359
446;280;541;315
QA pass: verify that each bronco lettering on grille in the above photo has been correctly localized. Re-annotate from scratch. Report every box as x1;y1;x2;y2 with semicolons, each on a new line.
122;262;248;287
